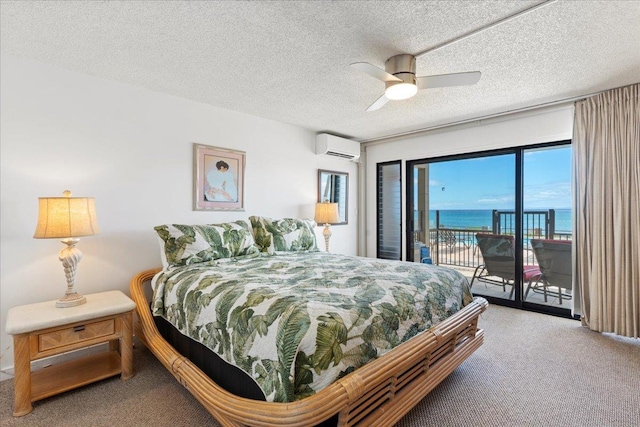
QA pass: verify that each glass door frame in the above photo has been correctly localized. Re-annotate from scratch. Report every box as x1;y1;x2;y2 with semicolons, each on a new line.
405;140;573;318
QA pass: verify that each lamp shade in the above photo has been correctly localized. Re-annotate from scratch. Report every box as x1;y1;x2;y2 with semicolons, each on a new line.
34;191;100;239
314;202;339;225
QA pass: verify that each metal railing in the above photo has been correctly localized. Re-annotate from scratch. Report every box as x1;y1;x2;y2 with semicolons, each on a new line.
428;228;481;268
494;209;554;239
421;209;571;268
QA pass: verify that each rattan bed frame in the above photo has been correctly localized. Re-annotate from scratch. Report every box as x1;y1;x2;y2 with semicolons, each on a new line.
131;268;488;427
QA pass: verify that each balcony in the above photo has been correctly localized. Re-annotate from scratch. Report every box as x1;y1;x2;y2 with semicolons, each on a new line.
413;209;572;307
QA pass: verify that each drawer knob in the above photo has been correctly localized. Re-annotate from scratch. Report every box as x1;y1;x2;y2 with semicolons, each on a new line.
73;325;85;333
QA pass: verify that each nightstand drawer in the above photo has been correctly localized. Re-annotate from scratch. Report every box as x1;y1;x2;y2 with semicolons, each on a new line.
38;318;116;352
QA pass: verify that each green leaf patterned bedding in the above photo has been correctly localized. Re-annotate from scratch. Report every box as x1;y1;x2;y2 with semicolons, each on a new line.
151;251;473;403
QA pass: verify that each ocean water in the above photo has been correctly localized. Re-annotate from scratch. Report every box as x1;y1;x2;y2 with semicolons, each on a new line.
425;209;572;234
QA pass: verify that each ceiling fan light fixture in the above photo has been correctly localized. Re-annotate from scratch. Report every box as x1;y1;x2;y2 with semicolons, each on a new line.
385;82;418;100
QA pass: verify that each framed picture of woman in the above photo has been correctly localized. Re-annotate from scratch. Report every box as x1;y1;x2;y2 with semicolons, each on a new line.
193;143;245;211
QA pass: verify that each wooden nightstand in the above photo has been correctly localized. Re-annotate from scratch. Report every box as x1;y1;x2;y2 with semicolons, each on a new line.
5;290;136;416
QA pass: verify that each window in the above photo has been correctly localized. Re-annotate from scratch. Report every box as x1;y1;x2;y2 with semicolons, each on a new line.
377;161;401;260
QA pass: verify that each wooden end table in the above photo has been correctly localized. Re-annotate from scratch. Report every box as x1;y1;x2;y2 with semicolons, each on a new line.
5;290;136;416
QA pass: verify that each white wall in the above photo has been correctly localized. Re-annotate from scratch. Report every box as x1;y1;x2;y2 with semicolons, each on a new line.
363;105;574;258
0;54;359;375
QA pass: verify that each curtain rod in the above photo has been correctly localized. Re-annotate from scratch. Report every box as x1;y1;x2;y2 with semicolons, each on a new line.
360;97;577;144
360;82;639;144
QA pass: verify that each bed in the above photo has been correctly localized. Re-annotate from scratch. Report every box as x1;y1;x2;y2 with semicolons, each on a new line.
130;217;487;426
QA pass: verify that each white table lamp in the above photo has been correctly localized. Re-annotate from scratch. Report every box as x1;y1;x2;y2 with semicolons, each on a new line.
33;190;100;307
314;201;339;252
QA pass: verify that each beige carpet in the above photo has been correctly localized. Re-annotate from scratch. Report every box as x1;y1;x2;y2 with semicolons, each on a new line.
1;305;639;427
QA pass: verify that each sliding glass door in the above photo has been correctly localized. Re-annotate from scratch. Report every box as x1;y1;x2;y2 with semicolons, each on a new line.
406;141;572;315
522;145;573;309
410;154;516;303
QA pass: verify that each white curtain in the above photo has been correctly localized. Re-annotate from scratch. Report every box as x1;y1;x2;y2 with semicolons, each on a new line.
572;83;639;338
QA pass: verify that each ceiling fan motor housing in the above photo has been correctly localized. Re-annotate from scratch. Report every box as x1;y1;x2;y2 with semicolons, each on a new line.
384;54;417;100
385;54;417;88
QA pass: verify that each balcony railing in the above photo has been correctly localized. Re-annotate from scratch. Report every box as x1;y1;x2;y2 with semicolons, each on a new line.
416;209;571;268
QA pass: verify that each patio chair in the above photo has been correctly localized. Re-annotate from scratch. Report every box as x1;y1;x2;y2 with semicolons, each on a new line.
471;233;541;298
527;239;572;304
436;228;470;249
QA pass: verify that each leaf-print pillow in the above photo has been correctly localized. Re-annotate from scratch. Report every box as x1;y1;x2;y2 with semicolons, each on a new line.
154;220;260;268
249;216;318;254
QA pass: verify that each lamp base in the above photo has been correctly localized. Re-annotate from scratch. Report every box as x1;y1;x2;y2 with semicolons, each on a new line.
56;238;86;308
56;293;87;308
323;223;332;252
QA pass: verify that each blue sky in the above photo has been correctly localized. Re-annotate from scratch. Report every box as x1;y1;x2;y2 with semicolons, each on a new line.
423;146;572;210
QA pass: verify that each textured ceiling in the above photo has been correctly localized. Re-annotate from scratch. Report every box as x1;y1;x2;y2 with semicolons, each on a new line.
1;1;639;141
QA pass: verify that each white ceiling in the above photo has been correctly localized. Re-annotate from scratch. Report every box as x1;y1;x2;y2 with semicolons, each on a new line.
2;1;639;142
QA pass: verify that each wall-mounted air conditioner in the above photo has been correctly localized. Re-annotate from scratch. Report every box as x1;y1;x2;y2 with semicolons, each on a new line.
315;133;360;161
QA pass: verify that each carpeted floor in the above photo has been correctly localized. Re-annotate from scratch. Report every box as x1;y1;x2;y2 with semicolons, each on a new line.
1;305;639;427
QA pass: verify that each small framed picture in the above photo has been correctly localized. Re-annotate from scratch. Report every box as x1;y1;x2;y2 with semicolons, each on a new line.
193;143;245;211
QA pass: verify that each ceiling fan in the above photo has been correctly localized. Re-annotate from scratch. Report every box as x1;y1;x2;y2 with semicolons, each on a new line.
351;54;481;111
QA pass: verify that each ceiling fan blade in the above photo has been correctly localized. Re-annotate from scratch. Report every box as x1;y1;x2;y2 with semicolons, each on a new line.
417;71;481;89
351;62;402;83
366;94;390;112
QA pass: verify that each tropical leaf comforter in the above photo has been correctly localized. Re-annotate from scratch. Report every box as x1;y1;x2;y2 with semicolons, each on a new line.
151;251;473;403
